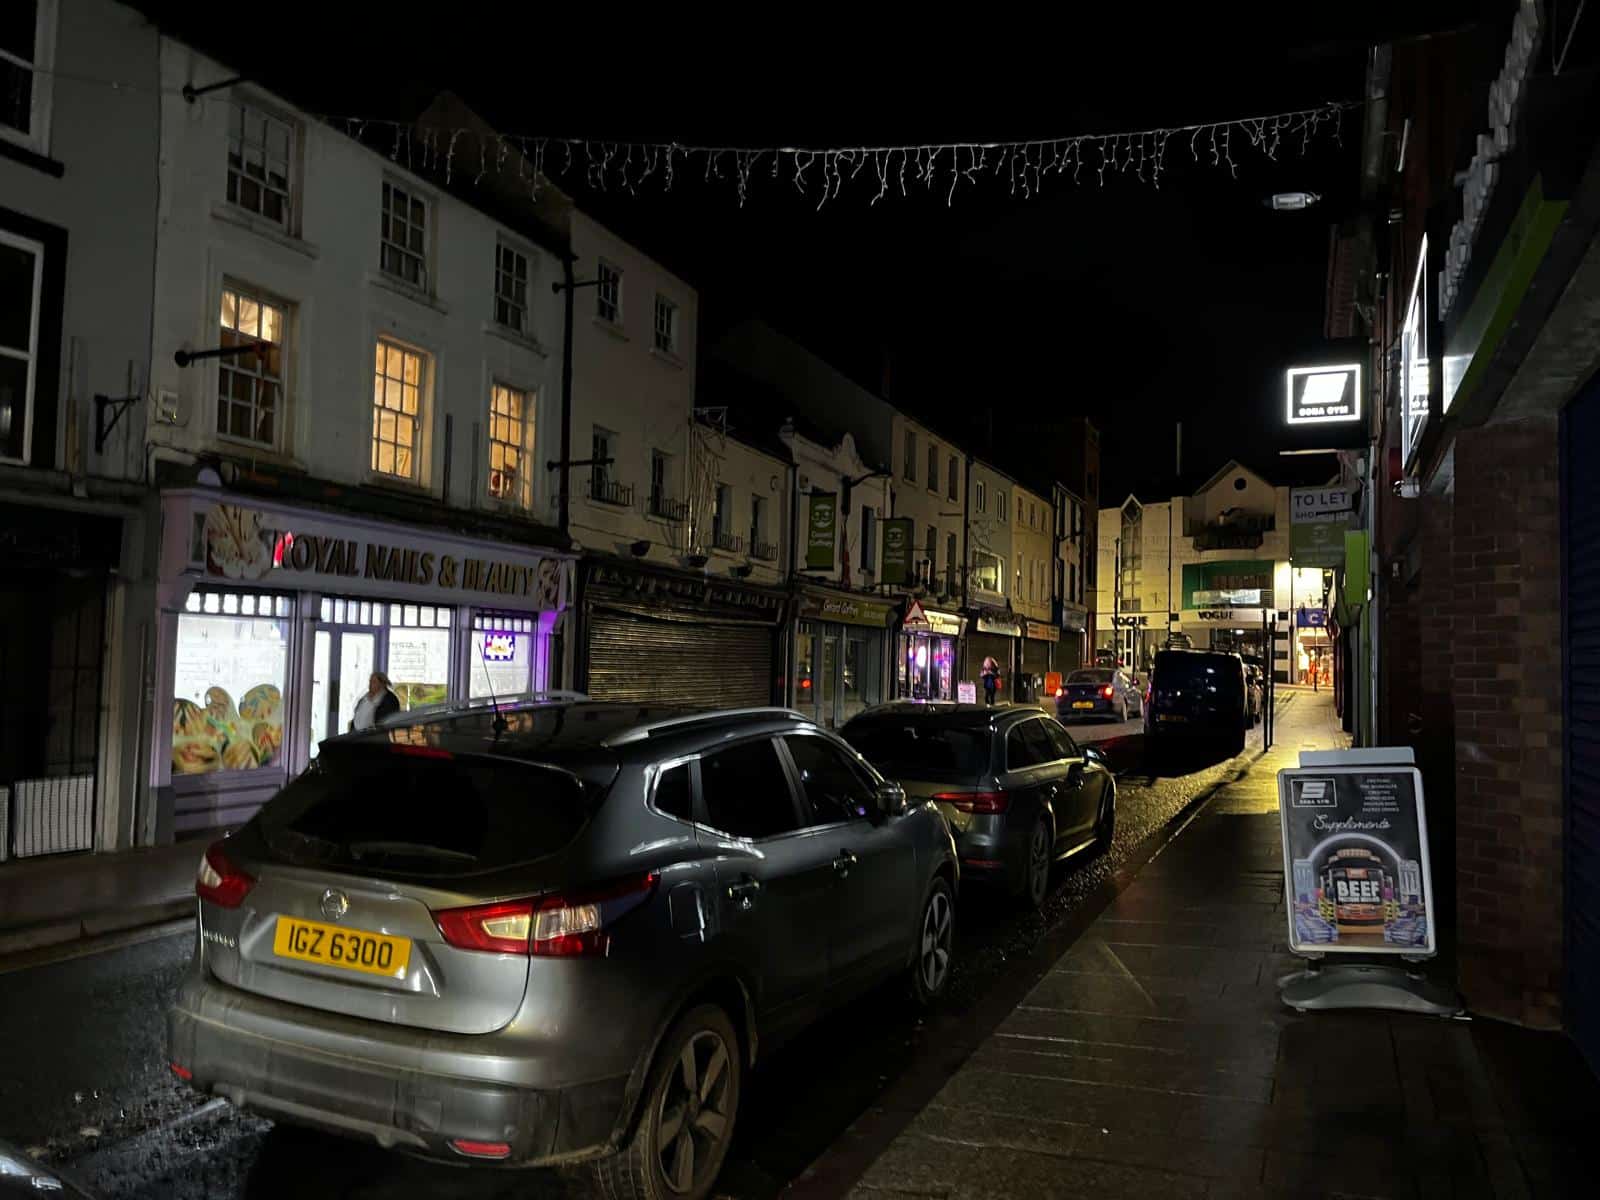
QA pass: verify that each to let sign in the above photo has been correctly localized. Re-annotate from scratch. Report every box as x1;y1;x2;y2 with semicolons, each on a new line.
1286;364;1362;425
1291;487;1354;523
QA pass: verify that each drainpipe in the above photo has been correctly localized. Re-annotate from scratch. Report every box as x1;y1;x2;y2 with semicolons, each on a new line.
558;252;576;541
961;453;972;680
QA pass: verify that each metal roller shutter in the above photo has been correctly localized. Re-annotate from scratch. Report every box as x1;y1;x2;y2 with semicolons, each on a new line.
1022;637;1051;677
966;633;1014;684
588;605;774;708
1565;377;1600;1076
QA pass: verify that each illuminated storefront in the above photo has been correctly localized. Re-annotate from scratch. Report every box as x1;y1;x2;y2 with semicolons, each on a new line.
896;599;963;702
154;489;572;833
792;588;893;728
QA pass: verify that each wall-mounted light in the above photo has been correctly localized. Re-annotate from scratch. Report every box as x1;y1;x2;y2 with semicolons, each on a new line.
1266;191;1320;211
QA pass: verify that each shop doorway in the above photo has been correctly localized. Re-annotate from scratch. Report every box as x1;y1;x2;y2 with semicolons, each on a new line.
307;597;453;757
796;622;883;728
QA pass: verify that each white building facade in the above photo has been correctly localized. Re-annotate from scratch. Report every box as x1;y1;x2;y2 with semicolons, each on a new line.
1095;462;1329;682
0;0;160;857
145;42;577;835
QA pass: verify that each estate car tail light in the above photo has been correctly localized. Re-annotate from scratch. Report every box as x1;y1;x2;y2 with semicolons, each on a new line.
933;791;1010;814
1102;685;1115;698
434;873;659;958
195;842;254;909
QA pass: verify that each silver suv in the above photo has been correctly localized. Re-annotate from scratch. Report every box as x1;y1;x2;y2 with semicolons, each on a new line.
167;703;958;1199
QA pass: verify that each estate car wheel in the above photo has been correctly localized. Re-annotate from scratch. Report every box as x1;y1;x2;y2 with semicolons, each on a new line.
908;878;955;1006
596;1005;741;1200
1119;699;1129;722
1016;816;1051;909
1092;779;1116;855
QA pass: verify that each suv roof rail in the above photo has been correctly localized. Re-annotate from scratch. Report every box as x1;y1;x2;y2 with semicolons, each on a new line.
602;707;809;747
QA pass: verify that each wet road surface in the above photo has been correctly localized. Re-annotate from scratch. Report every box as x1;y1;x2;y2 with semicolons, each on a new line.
1;723;1259;1200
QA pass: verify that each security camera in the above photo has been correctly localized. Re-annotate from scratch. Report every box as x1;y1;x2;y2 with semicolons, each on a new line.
1392;479;1420;499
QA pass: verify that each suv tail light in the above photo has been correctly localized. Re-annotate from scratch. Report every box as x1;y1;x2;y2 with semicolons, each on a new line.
933;790;1010;814
434;873;659;957
196;842;255;909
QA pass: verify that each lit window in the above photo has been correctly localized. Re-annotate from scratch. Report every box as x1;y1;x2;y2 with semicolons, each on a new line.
0;1;55;154
654;294;677;353
0;228;43;465
380;181;428;289
494;243;528;332
371;339;425;481
487;383;532;506
227;103;293;229
597;262;621;323
217;285;287;448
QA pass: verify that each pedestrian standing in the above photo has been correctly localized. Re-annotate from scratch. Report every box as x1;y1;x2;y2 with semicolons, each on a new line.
350;671;401;730
980;656;1000;707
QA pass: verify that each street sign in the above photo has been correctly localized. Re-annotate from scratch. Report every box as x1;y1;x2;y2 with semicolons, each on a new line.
806;493;837;570
1286;364;1362;424
1290;521;1346;568
1277;764;1436;957
1290;487;1354;523
881;518;913;585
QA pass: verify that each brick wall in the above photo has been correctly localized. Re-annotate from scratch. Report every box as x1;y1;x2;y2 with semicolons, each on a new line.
1448;417;1564;1028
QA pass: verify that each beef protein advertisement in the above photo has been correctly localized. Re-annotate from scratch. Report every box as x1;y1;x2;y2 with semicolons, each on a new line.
1277;767;1435;956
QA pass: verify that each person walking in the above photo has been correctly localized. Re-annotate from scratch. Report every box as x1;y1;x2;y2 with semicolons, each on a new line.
350;671;401;731
980;656;1001;707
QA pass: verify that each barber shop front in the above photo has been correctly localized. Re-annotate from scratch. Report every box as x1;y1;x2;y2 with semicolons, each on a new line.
153;489;573;834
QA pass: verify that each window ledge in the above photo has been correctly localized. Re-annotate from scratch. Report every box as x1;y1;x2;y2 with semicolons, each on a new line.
592;316;629;342
209;202;318;259
215;438;308;474
0;136;64;178
483;322;548;358
368;271;448;315
649;346;686;370
364;476;435;500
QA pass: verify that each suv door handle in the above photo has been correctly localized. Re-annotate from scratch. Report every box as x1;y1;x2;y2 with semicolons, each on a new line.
726;876;761;911
833;850;858;877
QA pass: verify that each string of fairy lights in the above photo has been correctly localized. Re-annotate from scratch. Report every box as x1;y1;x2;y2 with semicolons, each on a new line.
32;63;1357;208
338;100;1356;208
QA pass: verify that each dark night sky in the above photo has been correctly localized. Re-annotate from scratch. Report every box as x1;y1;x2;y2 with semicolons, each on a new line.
144;1;1495;502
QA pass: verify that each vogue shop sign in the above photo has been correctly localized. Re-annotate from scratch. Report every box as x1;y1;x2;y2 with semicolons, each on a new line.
161;491;570;612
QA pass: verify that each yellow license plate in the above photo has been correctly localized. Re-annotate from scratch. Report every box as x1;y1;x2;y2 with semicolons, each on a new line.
272;916;411;978
1072;701;1095;709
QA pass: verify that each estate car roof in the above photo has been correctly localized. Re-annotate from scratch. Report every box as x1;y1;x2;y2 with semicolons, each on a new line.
329;701;817;767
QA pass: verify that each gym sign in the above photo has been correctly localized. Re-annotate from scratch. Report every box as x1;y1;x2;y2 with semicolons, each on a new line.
1286;364;1362;425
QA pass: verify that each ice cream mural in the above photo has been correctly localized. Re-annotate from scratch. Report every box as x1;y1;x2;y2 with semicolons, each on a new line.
172;684;284;775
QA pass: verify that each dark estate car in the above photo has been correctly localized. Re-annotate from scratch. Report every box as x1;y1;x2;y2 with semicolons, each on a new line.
843;705;1115;909
168;703;958;1200
1144;648;1252;755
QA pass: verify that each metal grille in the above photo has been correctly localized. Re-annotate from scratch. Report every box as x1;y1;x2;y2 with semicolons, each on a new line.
587;606;773;707
11;775;93;857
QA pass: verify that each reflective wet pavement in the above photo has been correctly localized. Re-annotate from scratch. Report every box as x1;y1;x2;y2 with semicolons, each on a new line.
820;692;1600;1200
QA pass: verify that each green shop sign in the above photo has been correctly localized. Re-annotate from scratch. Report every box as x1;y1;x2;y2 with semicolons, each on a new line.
798;591;896;628
881;517;913;586
806;493;837;570
1291;523;1346;568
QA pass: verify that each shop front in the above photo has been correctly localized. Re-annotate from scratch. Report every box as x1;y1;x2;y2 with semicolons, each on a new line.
1022;621;1058;703
965;609;1022;701
155;490;573;833
792;588;894;728
896;599;963;701
581;559;786;706
1181;607;1271;662
0;500;134;857
1293;605;1332;686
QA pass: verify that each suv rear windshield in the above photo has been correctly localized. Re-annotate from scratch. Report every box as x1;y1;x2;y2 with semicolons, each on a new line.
1153;651;1243;694
843;719;991;781
257;745;588;878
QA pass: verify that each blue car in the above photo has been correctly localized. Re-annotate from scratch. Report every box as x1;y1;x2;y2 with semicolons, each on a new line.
1056;667;1144;723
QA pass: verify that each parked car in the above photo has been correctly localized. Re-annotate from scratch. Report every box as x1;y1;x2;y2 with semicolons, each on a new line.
168;702;958;1200
1243;661;1265;725
842;704;1115;909
1144;649;1251;755
1056;667;1144;723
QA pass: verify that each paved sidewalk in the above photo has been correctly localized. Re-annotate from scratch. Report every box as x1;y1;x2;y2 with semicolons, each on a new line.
0;836;206;958
838;692;1597;1199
